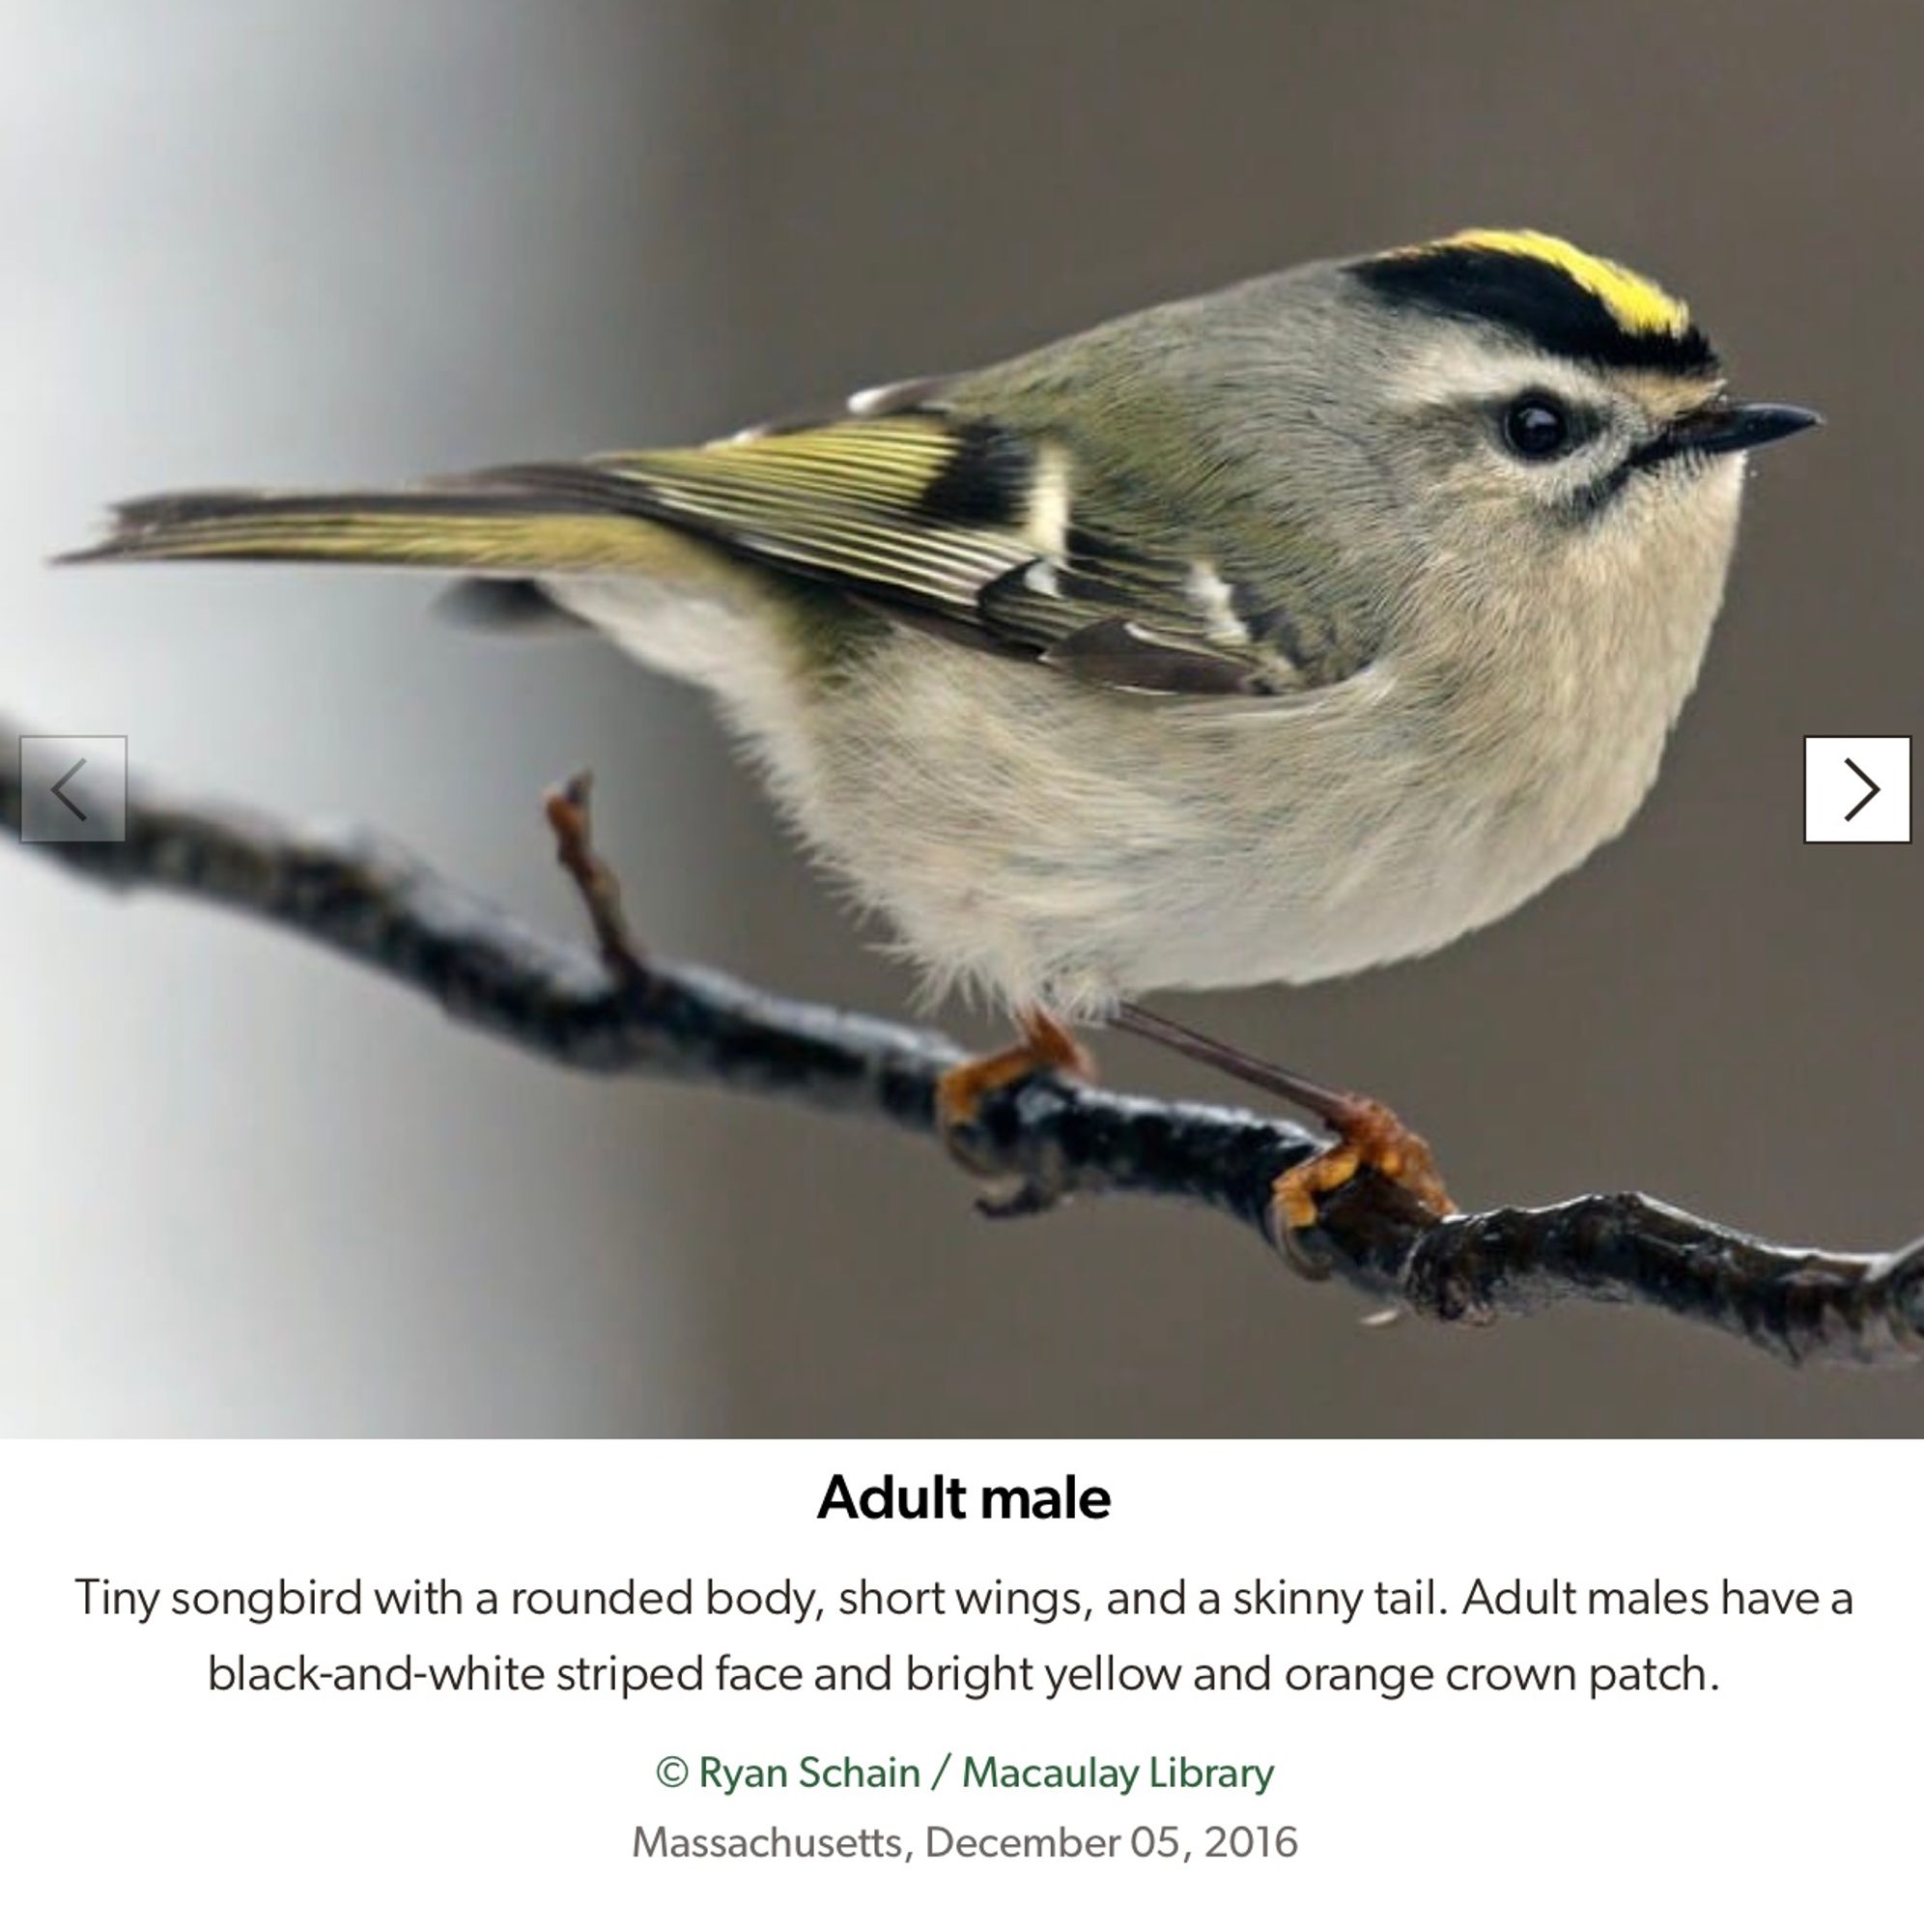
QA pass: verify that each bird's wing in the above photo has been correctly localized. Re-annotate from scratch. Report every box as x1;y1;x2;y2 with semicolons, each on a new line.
479;403;1329;698
70;390;1365;697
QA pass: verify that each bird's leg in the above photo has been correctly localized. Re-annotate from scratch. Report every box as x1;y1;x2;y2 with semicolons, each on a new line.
937;1009;1095;1212
1113;1002;1454;1265
938;1007;1095;1134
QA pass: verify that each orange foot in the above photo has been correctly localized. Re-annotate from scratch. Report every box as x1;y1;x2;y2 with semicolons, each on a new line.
1105;1003;1455;1275
1271;1092;1455;1264
937;1009;1094;1206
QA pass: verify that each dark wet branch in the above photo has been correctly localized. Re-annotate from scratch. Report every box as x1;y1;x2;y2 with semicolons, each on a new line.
5;722;1918;1368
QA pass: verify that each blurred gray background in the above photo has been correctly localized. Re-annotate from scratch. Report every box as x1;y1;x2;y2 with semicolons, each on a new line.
5;0;1919;1435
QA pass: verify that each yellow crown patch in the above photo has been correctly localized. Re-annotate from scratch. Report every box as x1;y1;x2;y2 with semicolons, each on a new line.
1423;229;1692;340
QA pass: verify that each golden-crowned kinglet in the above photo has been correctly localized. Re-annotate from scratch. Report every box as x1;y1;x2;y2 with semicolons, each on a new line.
67;228;1818;1237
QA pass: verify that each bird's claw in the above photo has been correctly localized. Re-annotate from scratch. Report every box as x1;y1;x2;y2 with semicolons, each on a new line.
1268;1094;1455;1277
936;1011;1093;1216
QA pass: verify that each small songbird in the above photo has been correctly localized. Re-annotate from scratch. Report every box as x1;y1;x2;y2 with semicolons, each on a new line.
67;228;1818;1244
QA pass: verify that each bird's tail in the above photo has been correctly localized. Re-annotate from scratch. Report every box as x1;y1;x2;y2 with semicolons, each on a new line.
58;473;673;575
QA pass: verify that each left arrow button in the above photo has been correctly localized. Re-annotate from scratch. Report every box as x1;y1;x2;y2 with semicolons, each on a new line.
50;756;89;821
17;735;127;843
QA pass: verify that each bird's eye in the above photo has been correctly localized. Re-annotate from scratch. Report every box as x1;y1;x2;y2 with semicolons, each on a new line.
1501;393;1574;461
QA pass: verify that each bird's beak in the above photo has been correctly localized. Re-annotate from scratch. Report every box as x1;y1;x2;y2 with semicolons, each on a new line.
1642;400;1823;466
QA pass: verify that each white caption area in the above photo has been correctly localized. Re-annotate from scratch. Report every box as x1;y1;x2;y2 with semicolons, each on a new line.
3;1440;1911;1928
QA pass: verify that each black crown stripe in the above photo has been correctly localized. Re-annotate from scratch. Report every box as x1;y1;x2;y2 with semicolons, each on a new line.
1350;247;1718;374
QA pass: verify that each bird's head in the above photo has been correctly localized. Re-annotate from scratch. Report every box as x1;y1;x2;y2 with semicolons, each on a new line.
1339;228;1817;567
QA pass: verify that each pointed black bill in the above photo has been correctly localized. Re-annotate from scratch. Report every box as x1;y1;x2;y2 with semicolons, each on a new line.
1645;401;1823;465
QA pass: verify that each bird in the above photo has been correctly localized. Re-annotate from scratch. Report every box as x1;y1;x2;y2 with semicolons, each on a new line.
64;227;1819;1249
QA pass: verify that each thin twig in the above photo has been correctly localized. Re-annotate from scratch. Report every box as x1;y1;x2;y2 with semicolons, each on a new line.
543;770;647;982
5;719;1919;1368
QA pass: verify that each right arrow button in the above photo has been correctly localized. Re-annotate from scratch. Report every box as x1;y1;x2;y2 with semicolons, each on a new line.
1843;755;1881;823
1804;736;1911;845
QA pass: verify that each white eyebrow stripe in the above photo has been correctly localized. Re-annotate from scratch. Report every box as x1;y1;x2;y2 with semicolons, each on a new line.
1384;339;1622;414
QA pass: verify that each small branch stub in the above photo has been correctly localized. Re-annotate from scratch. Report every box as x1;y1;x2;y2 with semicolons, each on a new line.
544;770;648;984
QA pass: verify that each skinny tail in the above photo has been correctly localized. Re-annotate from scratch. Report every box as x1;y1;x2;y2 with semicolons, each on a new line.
58;478;671;573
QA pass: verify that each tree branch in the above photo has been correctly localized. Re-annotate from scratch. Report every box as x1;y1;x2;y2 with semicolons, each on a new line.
6;719;1919;1368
